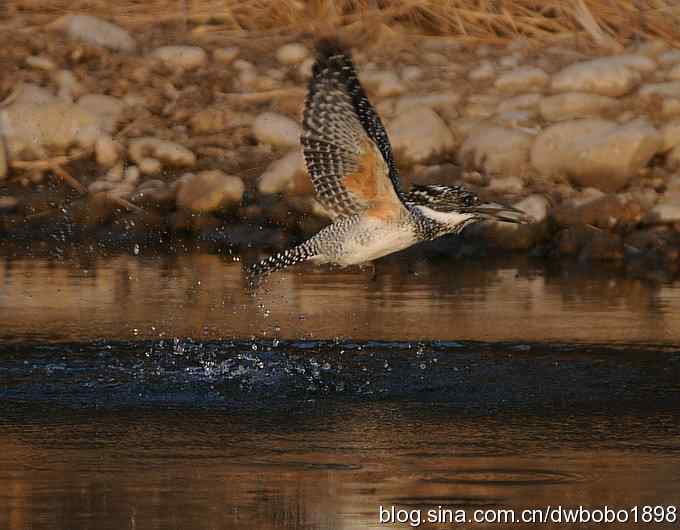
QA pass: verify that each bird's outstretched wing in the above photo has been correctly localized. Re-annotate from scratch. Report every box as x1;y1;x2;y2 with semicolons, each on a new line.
302;38;405;219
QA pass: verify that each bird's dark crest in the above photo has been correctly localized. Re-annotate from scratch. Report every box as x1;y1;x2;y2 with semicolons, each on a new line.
405;184;480;212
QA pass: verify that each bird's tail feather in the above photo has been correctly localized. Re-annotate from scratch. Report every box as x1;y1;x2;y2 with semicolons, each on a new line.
247;242;316;289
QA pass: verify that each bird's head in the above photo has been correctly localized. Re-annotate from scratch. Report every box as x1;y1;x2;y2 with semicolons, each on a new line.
405;184;531;235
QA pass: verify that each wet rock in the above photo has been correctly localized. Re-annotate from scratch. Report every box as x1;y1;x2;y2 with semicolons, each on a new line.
0;195;18;212
551;57;645;97
459;126;533;175
388;107;455;165
539;92;619;121
514;194;551;224
131;180;175;210
558;225;623;260
494;66;549;93
95;135;120;168
176;170;244;213
530;119;662;192
276;43;308;65
394;93;461;115
77;94;125;133
252;112;301;148
1;102;103;159
468;61;495;81
554;194;644;229
496;93;542;113
49;14;136;52
639;81;680;98
213;47;239;65
128;137;196;168
258;149;310;195
150;46;207;70
25;55;56;71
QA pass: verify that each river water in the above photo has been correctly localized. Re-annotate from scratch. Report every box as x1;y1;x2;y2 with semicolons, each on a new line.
1;249;679;529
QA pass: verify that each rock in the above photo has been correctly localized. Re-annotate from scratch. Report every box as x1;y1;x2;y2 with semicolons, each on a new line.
662;99;680;117
459;126;533;175
252;112;301;148
128;137;195;167
131;180;175;209
25;56;56;71
176;170;244;213
298;58;314;80
514;194;551;223
468;61;495;81
496;93;542;113
124;165;140;185
660;121;680;151
551;57;644;97
394;92;461;115
276;43;308;65
0;196;18;212
539;92;619;121
150;46;207;70
487;175;524;193
388;107;455;164
139;157;162;175
667;64;680;81
554;194;644;228
494;66;549;93
258;149;310;195
632;40;669;58
639;81;680;98
530;119;662;191
213;47;239;64
494;109;538;128
0;137;7;179
644;201;680;224
190;106;251;133
11;83;56;105
49;14;136;52
401;66;423;82
557;225;623;260
659;50;680;65
77;94;125;132
0;102;103;159
54;70;85;101
360;71;405;97
95;135;120;168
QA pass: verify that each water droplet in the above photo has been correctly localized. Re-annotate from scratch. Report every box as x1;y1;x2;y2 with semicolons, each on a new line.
133;244;140;255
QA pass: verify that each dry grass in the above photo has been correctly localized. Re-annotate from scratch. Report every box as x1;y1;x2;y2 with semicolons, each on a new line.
8;0;680;46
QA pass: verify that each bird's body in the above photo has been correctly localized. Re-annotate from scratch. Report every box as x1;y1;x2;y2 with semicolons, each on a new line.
248;38;529;287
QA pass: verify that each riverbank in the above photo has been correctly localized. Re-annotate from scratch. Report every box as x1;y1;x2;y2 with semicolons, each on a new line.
1;9;680;275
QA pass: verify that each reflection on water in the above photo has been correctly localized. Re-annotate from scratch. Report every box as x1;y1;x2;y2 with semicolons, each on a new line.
1;250;680;529
1;250;680;343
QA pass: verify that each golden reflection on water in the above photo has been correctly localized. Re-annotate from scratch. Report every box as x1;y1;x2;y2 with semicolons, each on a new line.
0;252;679;343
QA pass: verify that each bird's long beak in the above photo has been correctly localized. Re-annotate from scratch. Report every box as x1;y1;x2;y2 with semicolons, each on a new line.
467;202;532;224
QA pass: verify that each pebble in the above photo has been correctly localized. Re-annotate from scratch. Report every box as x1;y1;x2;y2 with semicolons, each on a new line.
190;106;251;133
361;71;406;97
644;202;680;224
77;94;126;133
662;99;680;117
1;102;103;159
124;165;140;184
128;137;196;167
213;47;239;64
459;125;534;175
639;81;680;98
25;56;56;71
276;43;308;65
667;64;680;81
551;57;643;97
468;61;495;81
258;149;307;195
514;194;551;223
659;50;680;65
530;119;662;192
176;170;245;213
11;83;56;105
95;135;120;168
151;46;207;70
252;112;302;148
54;70;85;101
394;92;461;115
401;66;423;82
660;121;680;151
539;92;619;121
496;93;542;113
387;107;455;164
494;66;549;93
487;175;524;193
139;157;162;175
49;14;136;52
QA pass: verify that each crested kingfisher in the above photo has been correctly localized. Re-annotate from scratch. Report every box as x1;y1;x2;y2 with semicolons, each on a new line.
248;38;530;287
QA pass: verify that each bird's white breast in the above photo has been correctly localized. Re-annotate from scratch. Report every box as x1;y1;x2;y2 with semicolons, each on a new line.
332;218;417;266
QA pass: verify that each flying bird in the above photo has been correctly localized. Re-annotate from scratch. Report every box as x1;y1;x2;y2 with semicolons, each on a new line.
248;38;529;287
